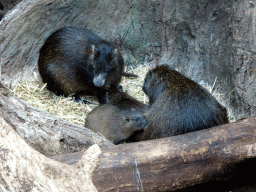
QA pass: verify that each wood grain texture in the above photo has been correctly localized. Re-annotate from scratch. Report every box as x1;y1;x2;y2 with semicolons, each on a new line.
0;82;113;157
0;118;101;191
52;117;256;191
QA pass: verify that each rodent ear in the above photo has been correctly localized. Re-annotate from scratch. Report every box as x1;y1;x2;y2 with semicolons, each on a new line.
91;45;98;57
111;49;118;58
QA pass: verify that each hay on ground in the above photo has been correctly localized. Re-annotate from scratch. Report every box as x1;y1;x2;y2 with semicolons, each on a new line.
9;65;150;126
9;63;232;127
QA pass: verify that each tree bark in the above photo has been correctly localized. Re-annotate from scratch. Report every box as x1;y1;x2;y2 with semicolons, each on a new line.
0;82;113;157
52;116;256;192
0;118;101;192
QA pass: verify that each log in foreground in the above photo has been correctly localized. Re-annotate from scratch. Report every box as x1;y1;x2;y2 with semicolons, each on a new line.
0;117;101;192
52;116;256;191
0;82;113;157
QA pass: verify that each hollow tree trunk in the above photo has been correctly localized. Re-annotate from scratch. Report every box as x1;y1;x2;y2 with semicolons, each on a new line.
0;1;256;190
52;116;256;192
0;82;113;157
0;118;101;192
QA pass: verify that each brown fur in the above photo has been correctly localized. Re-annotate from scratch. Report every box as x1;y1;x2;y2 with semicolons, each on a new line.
133;65;229;141
106;89;149;112
104;89;150;143
38;27;137;103
85;104;148;144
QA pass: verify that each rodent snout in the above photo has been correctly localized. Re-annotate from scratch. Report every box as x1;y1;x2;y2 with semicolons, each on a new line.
93;73;106;87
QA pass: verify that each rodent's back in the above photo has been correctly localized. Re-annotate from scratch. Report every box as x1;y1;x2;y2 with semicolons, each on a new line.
106;89;148;112
38;27;106;96
39;27;103;66
141;65;229;140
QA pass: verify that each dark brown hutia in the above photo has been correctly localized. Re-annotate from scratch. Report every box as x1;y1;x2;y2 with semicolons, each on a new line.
106;88;148;112
38;27;137;103
135;65;229;141
85;104;148;144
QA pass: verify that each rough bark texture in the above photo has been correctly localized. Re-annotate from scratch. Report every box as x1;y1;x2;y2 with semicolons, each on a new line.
51;116;256;192
231;1;256;119
0;82;113;157
0;0;255;120
0;119;101;192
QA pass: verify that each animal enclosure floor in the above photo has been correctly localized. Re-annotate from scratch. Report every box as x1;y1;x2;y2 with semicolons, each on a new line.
9;63;232;127
9;65;150;126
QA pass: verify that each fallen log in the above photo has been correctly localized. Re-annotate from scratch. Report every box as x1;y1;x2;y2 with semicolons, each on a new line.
51;116;256;191
0;117;101;192
0;82;113;157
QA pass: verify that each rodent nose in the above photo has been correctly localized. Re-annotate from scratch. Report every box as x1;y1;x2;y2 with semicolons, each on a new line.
93;73;106;87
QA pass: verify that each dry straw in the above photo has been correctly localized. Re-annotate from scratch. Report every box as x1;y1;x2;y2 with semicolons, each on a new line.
10;65;150;126
10;63;230;127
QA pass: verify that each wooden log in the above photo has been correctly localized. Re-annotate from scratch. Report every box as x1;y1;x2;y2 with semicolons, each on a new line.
0;82;113;157
0;117;101;191
51;116;256;191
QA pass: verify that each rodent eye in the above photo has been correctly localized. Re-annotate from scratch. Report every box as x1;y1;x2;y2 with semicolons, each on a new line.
125;118;130;122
